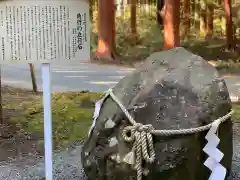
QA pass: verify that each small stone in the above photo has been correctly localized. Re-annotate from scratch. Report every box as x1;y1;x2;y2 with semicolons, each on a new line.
86;159;91;166
104;119;116;129
110;154;117;161
115;154;121;164
123;151;135;165
109;137;118;147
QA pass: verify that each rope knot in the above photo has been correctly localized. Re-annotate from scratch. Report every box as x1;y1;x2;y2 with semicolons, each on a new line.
104;88;234;180
135;123;145;132
122;124;156;180
132;123;154;133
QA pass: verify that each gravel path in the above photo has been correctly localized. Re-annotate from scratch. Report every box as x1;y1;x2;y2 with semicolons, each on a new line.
0;122;240;180
227;122;240;180
0;146;87;180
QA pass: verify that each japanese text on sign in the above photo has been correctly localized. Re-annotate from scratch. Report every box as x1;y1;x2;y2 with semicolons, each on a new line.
0;0;90;63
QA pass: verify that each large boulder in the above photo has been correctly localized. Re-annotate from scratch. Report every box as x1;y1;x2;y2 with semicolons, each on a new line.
82;47;233;180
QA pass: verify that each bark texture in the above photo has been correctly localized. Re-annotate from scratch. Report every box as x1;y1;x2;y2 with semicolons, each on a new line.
96;0;116;59
163;0;180;49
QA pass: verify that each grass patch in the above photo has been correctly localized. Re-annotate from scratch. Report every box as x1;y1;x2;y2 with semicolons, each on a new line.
2;86;102;151
232;103;240;121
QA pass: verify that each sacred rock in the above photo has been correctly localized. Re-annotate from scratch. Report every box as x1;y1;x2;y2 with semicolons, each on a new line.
82;47;233;180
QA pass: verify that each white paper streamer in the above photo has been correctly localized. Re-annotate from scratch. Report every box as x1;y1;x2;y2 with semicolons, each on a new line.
88;91;110;136
203;121;226;180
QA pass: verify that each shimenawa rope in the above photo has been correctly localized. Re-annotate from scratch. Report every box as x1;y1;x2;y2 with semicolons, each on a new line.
103;89;233;180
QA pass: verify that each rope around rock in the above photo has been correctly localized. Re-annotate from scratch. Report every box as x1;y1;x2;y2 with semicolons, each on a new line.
104;89;234;180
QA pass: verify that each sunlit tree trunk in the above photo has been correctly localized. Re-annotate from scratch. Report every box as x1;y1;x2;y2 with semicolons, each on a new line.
120;0;125;17
192;0;195;28
194;0;200;32
145;0;151;14
163;0;180;49
89;0;94;21
200;0;207;37
232;5;240;47
96;0;116;60
184;0;190;35
206;3;214;36
130;0;137;36
139;0;150;15
224;0;235;49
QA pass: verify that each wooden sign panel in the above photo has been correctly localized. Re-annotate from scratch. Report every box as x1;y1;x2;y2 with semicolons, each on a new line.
0;0;90;63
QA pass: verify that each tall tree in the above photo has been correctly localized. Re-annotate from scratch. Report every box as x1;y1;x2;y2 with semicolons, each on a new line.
224;0;234;49
157;0;165;26
163;0;180;49
130;0;137;36
89;0;94;21
206;3;214;36
200;0;207;37
184;0;190;35
194;0;201;31
96;0;116;60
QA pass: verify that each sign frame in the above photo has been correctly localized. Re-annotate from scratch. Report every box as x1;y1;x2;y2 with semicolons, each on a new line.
0;1;90;180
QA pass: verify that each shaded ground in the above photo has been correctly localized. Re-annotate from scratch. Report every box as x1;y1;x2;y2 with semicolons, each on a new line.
0;86;101;162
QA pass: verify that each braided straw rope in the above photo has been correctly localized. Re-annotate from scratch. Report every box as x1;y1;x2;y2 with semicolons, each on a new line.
105;89;233;180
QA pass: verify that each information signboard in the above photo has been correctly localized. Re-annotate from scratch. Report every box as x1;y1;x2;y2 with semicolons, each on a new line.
0;0;90;63
0;1;90;180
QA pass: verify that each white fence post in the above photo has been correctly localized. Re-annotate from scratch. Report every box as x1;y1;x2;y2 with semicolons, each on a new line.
42;63;53;180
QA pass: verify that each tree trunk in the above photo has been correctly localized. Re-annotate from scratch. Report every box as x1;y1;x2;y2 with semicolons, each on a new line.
120;0;125;17
191;0;195;28
157;0;165;26
96;0;116;60
29;63;38;93
130;0;137;36
194;0;200;32
206;4;214;36
163;0;180;49
89;0;94;21
144;0;151;14
184;0;190;35
224;0;235;49
200;0;207;37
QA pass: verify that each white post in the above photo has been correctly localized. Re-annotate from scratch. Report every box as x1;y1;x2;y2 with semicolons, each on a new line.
41;63;53;180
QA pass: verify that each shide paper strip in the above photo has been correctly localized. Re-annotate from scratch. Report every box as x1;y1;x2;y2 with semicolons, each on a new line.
88;91;110;136
203;121;226;180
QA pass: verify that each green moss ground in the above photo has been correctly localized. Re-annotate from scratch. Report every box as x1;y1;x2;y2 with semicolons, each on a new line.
2;86;101;150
